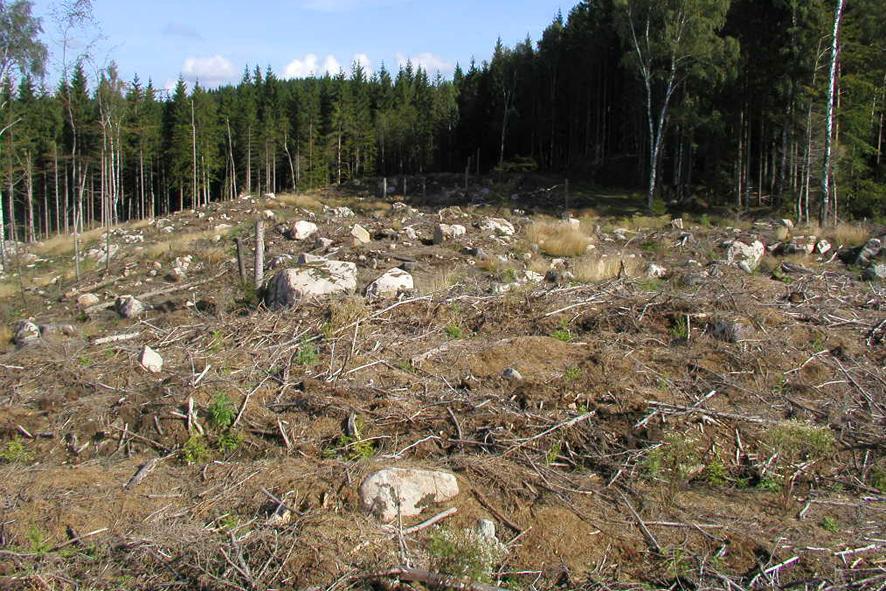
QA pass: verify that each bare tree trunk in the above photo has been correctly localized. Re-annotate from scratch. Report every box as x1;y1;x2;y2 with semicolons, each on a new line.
820;0;845;227
191;99;197;209
254;219;265;288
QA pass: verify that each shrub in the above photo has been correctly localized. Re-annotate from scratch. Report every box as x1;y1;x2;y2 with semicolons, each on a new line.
704;455;728;486
182;435;210;464
820;516;839;533
427;527;506;583
207;393;237;430
643;433;701;489
0;438;31;463
296;339;319;366
445;323;464;339
216;431;242;453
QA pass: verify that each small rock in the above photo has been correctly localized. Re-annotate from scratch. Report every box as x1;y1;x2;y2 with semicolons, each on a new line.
140;346;163;373
400;261;419;272
476;519;498;541
366;268;414;300
708;318;753;343
863;263;886;281
360;467;459;522
403;227;418;241
290;220;319;241
815;239;832;255
854;238;881;267
726;240;765;273
502;368;523;381
646;263;668;278
331;206;355;218
115;295;145;319
297;253;327;265
77;293;100;308
13;320;40;347
480;217;516;237
780;219;794;229
262;209;276;220
38;323;76;338
433;224;466;244
351;224;372;244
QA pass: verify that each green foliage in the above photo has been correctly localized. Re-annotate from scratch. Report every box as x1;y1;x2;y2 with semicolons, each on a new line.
551;319;574;342
182;435;210;464
820;516;839;533
207;393;236;430
756;475;782;492
643;433;701;488
427;527;506;583
704;455;728;486
545;441;562;465
445;322;464;339
296;339;319;366
636;277;664;292
26;524;52;555
763;421;834;464
216;431;242;454
670;315;690;340
872;464;886;492
563;366;582;382
0;437;31;463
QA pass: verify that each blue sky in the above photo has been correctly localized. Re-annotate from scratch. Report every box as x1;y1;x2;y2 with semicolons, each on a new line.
30;0;572;91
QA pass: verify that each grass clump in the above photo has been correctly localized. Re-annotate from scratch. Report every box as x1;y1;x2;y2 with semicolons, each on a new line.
327;296;369;331
670;315;690;341
296;339;319;366
643;433;701;489
0;437;32;463
445;322;464;340
761;420;835;508
820;516;840;533
427;527;506;584
526;221;592;257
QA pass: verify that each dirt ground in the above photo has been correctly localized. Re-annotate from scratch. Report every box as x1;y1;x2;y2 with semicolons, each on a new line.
0;177;883;590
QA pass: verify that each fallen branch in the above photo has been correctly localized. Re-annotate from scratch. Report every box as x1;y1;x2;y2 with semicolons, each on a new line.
402;507;458;535
473;490;523;533
93;331;141;345
363;567;508;591
503;412;594;456
84;270;229;314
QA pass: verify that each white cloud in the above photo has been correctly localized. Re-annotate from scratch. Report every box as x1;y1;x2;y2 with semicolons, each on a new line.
181;55;236;87
353;53;373;75
284;53;344;78
395;52;454;76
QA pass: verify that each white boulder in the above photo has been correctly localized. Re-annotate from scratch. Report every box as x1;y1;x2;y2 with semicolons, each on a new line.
264;261;358;308
480;218;516;237
726;240;765;273
360;467;459;522
140;346;163;373
351;224;372;244
291;220;319;241
366;268;414;300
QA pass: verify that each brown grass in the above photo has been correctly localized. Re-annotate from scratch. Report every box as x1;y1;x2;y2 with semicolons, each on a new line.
327;296;369;330
33;227;106;256
797;221;868;247
417;267;461;294
143;227;234;259
275;193;324;211
526;221;593;257
0;323;11;347
572;255;640;282
0;282;18;300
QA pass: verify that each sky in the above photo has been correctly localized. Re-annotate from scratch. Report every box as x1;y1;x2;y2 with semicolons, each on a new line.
30;0;572;93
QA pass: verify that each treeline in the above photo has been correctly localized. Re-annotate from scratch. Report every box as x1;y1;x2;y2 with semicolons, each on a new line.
1;0;884;246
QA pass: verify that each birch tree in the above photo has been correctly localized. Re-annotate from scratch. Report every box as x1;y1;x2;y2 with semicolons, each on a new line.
819;0;845;226
615;0;736;211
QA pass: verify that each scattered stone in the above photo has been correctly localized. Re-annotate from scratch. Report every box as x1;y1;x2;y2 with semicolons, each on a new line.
38;323;76;338
330;206;355;218
854;238;881;267
400;261;419;272
465;246;489;259
646;263;668;278
351;224;372;244
671;218;684;230
708;318;753;343
77;293;100;307
270;254;294;269
264;261;358;308
502;367;523;381
165;266;186;282
262;209;276;220
316;237;334;251
140;346;163;373
360;467;459;522
297;253;327;265
566;218;581;229
476;519;498;542
523;270;544;283
433;223;467;244
366;268;414;300
863;263;886;281
289;220;319;241
13;320;40;347
403;227;418;241
115;295;145;319
480;217;516;237
726;239;765;273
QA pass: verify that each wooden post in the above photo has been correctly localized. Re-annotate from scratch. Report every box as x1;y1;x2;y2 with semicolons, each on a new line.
235;237;247;284
254;220;265;288
382;176;387;198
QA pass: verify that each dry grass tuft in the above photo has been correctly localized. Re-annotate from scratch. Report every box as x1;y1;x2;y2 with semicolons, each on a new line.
526;221;593;257
829;222;868;247
573;255;639;283
775;227;792;242
417;267;460;294
276;193;324;211
328;296;369;330
199;245;230;265
33;227;106;256
143;227;234;259
0;282;18;300
0;323;12;347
